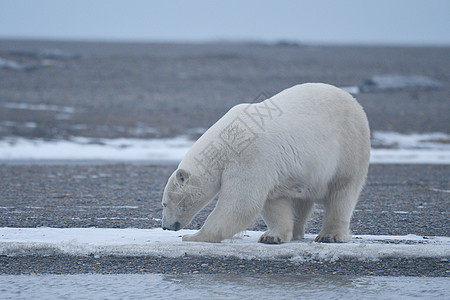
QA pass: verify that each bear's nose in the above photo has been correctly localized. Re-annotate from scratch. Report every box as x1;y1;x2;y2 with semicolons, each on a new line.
173;222;181;231
161;222;181;231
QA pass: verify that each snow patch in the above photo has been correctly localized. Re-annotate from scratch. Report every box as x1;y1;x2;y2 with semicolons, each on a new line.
370;149;450;164
0;136;192;162
0;132;449;164
0;228;449;262
372;131;450;150
370;132;450;164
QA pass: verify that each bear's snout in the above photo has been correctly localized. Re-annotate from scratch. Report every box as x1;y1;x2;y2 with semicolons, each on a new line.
162;221;181;231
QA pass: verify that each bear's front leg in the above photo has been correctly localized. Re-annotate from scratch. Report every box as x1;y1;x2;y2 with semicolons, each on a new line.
182;177;267;243
182;229;222;243
182;201;260;243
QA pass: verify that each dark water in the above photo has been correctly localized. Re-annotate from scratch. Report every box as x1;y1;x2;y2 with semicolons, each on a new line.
1;273;449;300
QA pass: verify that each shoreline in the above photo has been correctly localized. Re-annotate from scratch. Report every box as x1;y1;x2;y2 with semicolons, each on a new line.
1;256;448;277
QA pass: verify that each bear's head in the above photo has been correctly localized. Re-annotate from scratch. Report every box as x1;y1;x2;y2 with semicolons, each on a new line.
161;168;218;231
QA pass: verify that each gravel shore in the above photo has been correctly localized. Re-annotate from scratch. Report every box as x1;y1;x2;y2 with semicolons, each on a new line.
0;163;448;276
0;164;448;236
1;256;448;277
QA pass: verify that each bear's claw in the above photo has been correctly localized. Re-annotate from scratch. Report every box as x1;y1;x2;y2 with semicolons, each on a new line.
259;235;282;244
258;230;292;244
314;232;349;243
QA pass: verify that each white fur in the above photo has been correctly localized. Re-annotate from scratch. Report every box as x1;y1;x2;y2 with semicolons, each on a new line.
162;83;370;243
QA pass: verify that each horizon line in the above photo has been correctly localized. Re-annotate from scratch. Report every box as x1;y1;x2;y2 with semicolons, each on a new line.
1;36;450;48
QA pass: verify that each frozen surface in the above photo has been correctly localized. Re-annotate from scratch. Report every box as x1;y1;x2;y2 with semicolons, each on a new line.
0;132;449;164
1;273;449;300
1;228;449;261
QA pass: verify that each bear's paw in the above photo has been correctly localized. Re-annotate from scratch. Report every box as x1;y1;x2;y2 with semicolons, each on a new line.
314;232;350;243
182;232;221;243
258;231;291;244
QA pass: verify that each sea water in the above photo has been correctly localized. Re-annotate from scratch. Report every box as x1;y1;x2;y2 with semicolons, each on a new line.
1;274;448;299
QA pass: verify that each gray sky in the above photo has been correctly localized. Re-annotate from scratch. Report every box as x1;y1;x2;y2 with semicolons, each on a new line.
1;0;449;45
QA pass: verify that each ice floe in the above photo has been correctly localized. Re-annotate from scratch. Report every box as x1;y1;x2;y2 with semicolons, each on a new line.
0;228;448;261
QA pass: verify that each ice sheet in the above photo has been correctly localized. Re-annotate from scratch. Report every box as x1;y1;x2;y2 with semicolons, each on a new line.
1;228;449;261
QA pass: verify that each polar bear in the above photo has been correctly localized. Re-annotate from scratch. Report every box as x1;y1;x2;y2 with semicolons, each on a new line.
162;83;370;244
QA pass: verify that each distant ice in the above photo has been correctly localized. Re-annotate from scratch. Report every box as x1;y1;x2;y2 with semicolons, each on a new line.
340;86;360;94
0;56;61;71
0;57;38;71
0;132;449;164
372;131;450;150
370;149;450;164
1;102;75;114
359;75;442;93
370;131;450;164
0;49;79;71
0;136;192;162
341;74;442;94
7;49;80;60
1;228;449;261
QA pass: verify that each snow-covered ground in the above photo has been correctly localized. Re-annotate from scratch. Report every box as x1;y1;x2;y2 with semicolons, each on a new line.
1;228;449;261
0;131;449;164
371;131;450;164
0;136;192;162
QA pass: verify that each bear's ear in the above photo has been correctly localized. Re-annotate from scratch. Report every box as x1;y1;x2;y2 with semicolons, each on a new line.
175;169;190;186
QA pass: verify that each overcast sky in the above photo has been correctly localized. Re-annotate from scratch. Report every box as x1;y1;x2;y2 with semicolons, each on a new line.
1;0;449;45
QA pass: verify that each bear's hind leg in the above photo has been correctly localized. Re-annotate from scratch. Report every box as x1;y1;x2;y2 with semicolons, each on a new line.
259;197;294;244
315;180;362;243
292;199;314;240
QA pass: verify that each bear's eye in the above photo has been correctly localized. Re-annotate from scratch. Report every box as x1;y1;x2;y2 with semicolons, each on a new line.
162;203;167;208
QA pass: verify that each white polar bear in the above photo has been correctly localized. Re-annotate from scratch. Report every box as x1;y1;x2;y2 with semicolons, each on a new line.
162;83;370;244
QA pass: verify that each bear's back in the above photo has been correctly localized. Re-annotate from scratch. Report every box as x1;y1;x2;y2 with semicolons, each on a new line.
182;83;370;183
237;83;370;185
246;83;369;139
271;83;364;119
